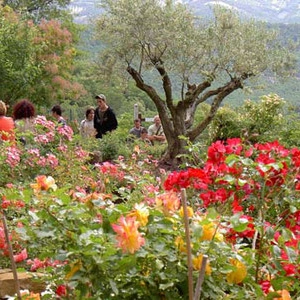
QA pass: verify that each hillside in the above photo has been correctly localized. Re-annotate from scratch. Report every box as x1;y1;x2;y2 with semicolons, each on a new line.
69;0;300;24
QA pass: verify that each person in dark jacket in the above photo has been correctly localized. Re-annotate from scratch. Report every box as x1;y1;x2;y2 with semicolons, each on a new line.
94;94;118;138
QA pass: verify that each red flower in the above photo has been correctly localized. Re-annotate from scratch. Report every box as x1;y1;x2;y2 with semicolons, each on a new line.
291;148;300;167
207;140;226;164
56;284;67;297
225;138;243;155
260;280;271;294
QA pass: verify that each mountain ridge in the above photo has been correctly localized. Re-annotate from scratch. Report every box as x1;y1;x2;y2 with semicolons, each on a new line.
68;0;300;24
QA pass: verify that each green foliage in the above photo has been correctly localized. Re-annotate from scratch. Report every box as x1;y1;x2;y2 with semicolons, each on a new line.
0;5;86;108
2;0;72;22
209;94;287;144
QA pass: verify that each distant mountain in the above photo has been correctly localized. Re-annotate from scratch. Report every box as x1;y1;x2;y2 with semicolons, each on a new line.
69;0;300;24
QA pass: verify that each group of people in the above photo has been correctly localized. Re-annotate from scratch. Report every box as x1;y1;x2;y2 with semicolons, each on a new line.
79;93;166;145
79;94;118;139
129;115;166;145
0;99;37;142
0;99;69;143
1;93;165;146
0;94;118;143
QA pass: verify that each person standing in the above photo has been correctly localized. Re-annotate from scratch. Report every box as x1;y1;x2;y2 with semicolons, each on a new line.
51;105;67;125
0;100;14;142
94;94;118;139
80;107;96;138
148;115;166;144
12;99;36;133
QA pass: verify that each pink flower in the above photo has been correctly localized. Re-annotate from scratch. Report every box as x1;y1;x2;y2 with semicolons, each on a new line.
6;146;21;167
57;125;73;141
14;248;28;263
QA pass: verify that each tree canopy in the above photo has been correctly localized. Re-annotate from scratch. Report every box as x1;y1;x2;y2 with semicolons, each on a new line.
0;5;86;108
95;0;296;162
1;0;71;22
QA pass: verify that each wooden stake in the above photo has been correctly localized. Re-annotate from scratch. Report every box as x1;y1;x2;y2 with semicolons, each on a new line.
1;214;22;300
193;255;208;300
181;188;193;300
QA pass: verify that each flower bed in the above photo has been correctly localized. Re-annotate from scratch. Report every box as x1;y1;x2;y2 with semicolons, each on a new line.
0;118;299;299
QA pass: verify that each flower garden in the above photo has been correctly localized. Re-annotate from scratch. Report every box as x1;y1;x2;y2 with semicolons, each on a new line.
0;116;299;299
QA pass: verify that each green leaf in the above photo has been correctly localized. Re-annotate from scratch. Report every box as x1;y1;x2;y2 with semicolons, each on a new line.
155;259;164;270
159;282;174;290
109;279;119;295
272;245;282;257
265;226;275;239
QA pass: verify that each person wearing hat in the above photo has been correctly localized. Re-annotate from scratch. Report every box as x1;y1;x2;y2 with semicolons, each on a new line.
94;94;118;139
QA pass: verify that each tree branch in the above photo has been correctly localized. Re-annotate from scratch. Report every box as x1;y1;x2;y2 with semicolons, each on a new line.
188;77;243;141
154;60;175;113
127;65;166;113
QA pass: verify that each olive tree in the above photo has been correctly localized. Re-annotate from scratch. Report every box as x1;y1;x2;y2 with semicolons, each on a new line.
95;0;296;163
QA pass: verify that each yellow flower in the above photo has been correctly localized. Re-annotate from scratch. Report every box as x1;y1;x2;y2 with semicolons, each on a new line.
179;206;194;218
127;203;149;226
65;260;82;280
200;222;215;241
30;175;57;193
175;236;187;253
226;258;247;284
192;254;212;275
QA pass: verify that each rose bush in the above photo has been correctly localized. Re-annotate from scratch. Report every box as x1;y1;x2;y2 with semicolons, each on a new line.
0;118;299;299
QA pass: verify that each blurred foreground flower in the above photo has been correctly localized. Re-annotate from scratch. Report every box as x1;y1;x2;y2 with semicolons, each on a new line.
226;258;247;284
112;215;145;254
30;175;57;193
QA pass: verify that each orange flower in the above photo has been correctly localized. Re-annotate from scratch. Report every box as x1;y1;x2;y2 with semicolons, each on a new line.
192;254;212;275
127;203;149;226
21;291;41;300
274;289;291;300
156;191;180;214
30;175;57;193
112;215;145;254
226;258;247;284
